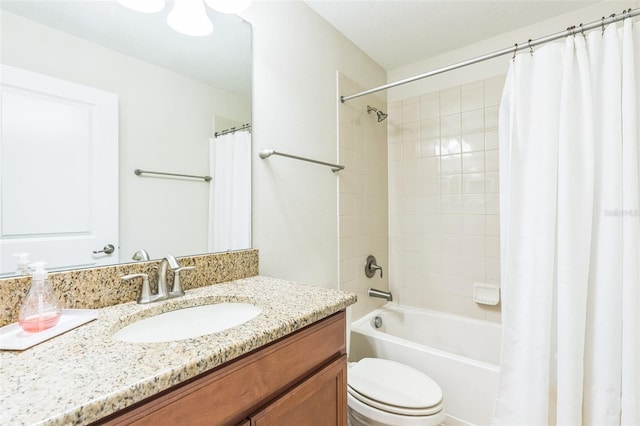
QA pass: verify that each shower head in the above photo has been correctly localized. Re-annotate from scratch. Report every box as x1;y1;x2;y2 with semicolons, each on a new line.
367;105;388;122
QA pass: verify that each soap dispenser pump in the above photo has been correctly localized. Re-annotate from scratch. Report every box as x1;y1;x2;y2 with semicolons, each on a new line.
18;262;62;333
12;253;31;275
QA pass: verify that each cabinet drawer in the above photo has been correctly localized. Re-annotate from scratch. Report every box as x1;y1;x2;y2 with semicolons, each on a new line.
99;311;346;426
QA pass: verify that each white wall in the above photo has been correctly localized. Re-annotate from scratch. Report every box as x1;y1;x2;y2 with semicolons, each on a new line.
243;1;386;289
1;11;251;262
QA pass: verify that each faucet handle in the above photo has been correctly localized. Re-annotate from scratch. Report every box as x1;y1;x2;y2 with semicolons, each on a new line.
122;273;151;304
365;255;383;278
171;266;195;297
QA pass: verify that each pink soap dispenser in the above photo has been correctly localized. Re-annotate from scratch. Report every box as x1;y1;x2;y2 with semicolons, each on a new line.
18;262;62;333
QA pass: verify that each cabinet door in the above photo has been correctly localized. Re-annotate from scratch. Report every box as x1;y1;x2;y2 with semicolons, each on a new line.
250;355;347;426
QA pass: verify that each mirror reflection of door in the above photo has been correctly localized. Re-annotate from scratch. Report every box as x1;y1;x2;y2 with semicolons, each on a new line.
0;65;118;274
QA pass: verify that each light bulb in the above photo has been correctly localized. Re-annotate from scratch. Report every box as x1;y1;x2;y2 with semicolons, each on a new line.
117;0;165;13
204;0;251;14
167;0;214;37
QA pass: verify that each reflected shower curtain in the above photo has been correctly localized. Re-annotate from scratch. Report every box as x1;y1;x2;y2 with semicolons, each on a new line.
493;19;639;425
208;131;251;252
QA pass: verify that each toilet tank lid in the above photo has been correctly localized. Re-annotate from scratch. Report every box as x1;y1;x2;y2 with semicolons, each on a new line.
348;358;443;409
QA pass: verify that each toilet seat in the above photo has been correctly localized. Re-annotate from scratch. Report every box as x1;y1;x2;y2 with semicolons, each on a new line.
348;358;443;416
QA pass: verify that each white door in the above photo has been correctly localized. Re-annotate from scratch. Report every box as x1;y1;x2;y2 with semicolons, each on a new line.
0;65;118;274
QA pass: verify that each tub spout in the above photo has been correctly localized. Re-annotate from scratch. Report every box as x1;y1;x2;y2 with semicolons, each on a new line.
368;288;393;301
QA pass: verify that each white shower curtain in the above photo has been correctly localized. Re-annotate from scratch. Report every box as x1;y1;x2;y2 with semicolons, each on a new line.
208;131;251;252
494;18;639;425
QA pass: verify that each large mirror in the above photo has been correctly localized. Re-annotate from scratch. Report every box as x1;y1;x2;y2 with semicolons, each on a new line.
0;0;252;276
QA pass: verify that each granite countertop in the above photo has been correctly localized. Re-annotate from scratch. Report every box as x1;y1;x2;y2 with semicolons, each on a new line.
0;276;357;426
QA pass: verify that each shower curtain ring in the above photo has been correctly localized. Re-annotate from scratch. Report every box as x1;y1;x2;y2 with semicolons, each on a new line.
567;25;576;37
512;43;518;61
579;23;585;37
528;39;534;56
601;16;605;34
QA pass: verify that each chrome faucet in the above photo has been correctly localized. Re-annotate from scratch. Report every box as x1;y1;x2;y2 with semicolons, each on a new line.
368;288;393;301
121;255;195;304
156;255;180;299
365;255;383;278
131;249;150;261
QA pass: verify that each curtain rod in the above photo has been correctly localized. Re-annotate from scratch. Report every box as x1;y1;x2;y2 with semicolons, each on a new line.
341;7;640;103
214;123;251;138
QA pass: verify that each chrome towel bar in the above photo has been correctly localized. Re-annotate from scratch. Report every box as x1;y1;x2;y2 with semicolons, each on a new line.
134;169;212;182
258;149;345;172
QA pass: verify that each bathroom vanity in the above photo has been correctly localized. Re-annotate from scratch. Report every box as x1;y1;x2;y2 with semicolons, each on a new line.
100;311;346;425
0;276;356;425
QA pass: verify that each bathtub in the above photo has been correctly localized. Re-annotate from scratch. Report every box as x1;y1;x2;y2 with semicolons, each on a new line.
349;304;501;426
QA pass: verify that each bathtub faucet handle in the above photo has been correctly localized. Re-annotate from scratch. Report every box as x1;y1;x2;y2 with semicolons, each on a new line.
365;255;383;279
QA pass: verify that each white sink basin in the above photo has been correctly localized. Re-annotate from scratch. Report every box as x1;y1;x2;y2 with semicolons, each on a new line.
112;302;262;343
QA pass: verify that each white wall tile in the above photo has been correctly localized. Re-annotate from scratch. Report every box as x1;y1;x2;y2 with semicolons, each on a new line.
421;138;441;157
485;193;500;214
463;235;486;257
485;130;499;150
462;173;485;194
440;175;462;194
441;137;462;155
402;120;421;142
420;97;440;119
484;82;504;107
485;106;499;129
485;172;499;193
440;215;463;234
462;194;485;214
462;132;484;153
440;114;461;136
388;77;503;323
462;151;484;173
463;215;485;236
485;149;499;172
441;235;463;255
461;109;485;133
441;154;462;175
421;157;441;176
421;117;440;139
402;140;421;160
486;214;500;236
441;194;462;215
461;87;484;112
440;92;461;116
402;101;421;123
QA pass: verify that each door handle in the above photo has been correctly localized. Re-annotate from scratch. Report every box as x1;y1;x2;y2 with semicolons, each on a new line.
93;244;115;255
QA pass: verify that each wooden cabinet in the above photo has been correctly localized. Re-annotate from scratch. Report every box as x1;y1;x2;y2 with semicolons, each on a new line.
98;311;347;426
250;355;346;426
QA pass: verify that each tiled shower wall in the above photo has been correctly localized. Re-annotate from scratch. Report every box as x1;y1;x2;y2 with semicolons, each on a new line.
338;73;389;321
388;76;504;322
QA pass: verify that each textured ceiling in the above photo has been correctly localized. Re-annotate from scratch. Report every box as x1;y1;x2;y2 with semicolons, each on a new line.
305;0;604;70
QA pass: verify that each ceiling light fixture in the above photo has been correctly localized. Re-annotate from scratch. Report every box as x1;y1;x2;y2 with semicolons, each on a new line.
118;0;252;37
116;0;165;14
204;0;251;14
167;0;214;37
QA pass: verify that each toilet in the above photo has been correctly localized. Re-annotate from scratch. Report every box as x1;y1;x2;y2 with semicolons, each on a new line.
347;358;445;426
